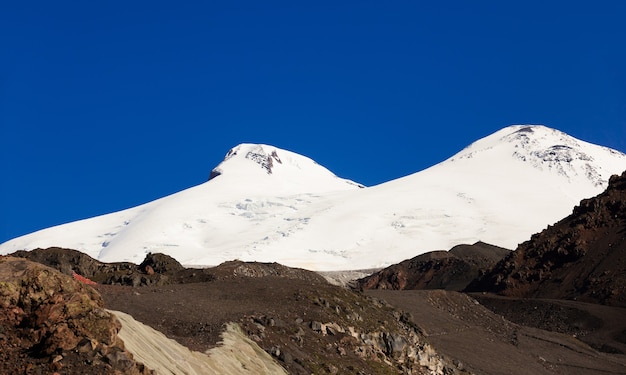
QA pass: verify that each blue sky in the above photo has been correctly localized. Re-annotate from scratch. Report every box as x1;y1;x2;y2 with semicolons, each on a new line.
2;1;625;243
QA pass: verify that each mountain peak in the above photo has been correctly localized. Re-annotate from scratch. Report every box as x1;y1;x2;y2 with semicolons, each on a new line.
225;144;284;174
209;144;283;180
208;143;364;192
449;125;626;187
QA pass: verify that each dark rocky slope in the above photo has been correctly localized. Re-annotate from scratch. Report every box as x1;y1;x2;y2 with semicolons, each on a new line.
368;290;626;375
98;261;461;375
0;256;153;374
9;249;462;374
12;248;215;286
470;294;626;355
465;171;626;307
7;247;626;374
14;247;325;287
357;242;509;291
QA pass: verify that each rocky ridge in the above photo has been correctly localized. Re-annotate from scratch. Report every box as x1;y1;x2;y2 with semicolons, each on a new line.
12;248;205;287
465;170;626;307
13;248;327;287
357;242;509;291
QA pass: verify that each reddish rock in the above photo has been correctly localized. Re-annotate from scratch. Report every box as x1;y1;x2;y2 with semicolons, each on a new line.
0;257;154;374
73;270;97;285
144;265;155;275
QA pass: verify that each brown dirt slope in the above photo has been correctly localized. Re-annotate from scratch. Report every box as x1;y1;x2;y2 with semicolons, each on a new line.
98;261;463;375
357;241;509;291
471;293;626;355
465;171;626;307
368;290;626;375
0;256;152;374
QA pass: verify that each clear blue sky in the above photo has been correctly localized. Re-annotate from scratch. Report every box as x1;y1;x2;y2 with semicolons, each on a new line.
1;1;625;243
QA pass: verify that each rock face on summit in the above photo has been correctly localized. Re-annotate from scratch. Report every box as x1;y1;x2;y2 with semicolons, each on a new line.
357;242;510;291
207;143;364;191
0;257;152;374
466;171;626;307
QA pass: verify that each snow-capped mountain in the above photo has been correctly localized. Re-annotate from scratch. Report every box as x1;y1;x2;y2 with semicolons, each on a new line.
206;143;364;193
2;125;626;271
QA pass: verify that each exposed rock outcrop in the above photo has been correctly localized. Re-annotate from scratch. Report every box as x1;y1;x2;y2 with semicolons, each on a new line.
238;286;463;375
357;242;509;291
113;311;289;375
0;256;153;374
13;248;216;286
97;259;464;375
466;171;626;307
14;249;324;288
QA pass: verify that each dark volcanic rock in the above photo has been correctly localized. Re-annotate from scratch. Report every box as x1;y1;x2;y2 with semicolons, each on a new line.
13;247;141;285
357;242;509;291
13;247;136;281
0;256;153;374
14;249;327;288
13;248;216;286
139;252;184;274
466;171;626;307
